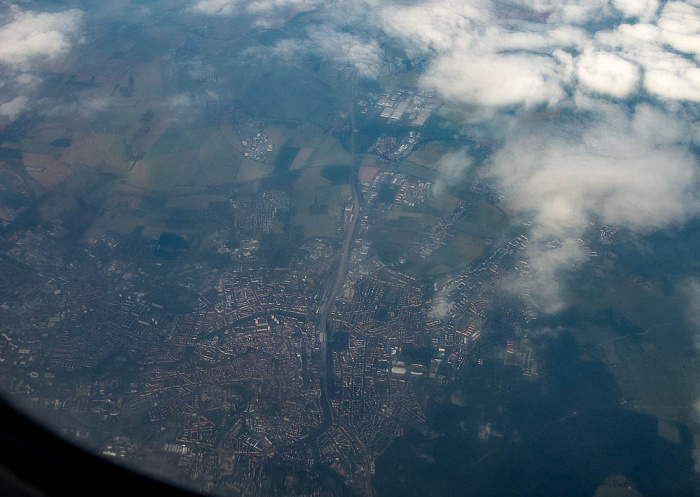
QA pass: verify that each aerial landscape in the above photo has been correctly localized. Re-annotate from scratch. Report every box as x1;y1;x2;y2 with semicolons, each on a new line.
0;0;699;495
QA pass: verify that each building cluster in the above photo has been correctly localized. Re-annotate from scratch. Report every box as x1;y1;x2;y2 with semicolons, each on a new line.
228;111;272;162
504;340;539;378
241;131;273;161
368;131;420;160
365;172;433;209
414;200;469;258
0;215;438;494
230;189;291;234
0;68;621;495
599;226;618;245
375;89;440;126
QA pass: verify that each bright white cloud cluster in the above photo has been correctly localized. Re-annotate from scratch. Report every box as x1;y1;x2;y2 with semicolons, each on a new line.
379;0;487;54
576;49;640;98
0;6;82;69
376;0;588;108
0;7;82;123
189;0;700;314
612;0;659;20
493;108;698;236
422;51;571;108
350;0;700;312
372;0;700;105
490;103;699;310
308;27;383;78
658;1;700;57
594;3;700;101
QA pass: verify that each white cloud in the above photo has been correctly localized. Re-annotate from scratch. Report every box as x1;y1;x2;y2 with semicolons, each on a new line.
658;1;700;59
544;0;612;24
371;0;700;108
487;25;589;52
0;6;82;69
576;49;640;98
645;55;700;101
0;95;28;120
246;0;313;13
490;103;699;310
421;51;569;108
611;0;659;20
379;0;488;55
494;104;697;236
308;27;383;78
429;292;453;319
593;16;700;101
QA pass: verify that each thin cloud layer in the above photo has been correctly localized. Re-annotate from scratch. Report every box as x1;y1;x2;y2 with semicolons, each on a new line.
682;280;700;439
0;95;28;120
274;26;384;78
191;0;314;20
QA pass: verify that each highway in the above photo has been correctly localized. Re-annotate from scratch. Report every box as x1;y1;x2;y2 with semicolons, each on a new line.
316;70;373;497
318;69;360;409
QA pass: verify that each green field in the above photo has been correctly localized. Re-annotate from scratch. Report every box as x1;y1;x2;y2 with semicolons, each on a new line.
415;235;491;276
407;141;457;168
308;135;351;167
127;124;211;192
236;159;273;183
321;165;350;185
454;199;510;240
560;267;700;424
369;194;502;276
293;183;349;239
274;146;300;172
178;129;242;186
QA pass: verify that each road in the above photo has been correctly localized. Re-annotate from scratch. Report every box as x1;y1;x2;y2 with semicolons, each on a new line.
318;69;360;409
316;70;373;497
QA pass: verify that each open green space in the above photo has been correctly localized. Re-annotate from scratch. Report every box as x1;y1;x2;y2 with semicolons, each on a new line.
546;266;700;425
178;129;242;186
51;138;72;148
236;159;273;183
274;146;300;172
377;184;397;204
308;135;351;168
454;198;510;240
128;123;212;192
320;165;350;185
292;184;349;239
0;148;22;160
407;141;456;168
414;235;491;276
228;57;335;125
369;196;499;276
